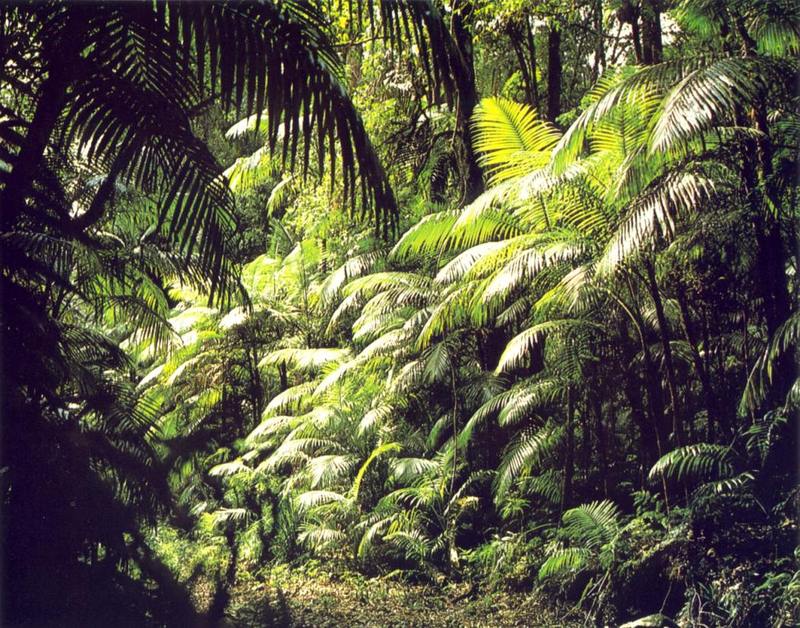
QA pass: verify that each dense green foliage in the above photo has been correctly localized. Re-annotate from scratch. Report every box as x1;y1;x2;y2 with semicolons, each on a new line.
1;1;798;626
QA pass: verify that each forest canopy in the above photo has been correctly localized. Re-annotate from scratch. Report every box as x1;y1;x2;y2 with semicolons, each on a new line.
1;1;798;626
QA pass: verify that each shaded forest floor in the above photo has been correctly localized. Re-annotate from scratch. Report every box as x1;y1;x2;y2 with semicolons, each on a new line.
215;564;580;627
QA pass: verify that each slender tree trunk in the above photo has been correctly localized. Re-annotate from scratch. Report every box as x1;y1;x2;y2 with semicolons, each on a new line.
675;283;721;440
581;392;591;477
508;21;537;108
132;533;202;626
561;386;575;514
278;361;288;391
618;313;658;473
640;0;663;64
643;258;683;445
593;387;609;497
731;43;792;405
592;0;605;82
616;0;644;65
525;17;540;110
546;21;562;122
624;276;670;458
206;527;238;626
450;0;483;204
1;9;86;231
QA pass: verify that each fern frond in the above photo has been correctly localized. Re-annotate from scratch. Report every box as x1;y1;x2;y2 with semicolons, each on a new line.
648;443;735;485
296;490;349;511
495;320;586;373
472;97;561;185
538;546;591;581
561;500;621;550
494;423;562;500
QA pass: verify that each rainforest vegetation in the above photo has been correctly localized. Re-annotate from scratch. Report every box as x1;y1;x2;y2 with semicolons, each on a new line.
1;1;798;626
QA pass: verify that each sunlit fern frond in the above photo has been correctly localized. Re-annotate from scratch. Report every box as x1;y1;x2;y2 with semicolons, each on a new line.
421;340;456;385
434;241;508;285
599;169;718;272
260;347;351;373
223;146;279;195
472;97;561;185
320;249;386;306
649;57;780;154
494;422;562;501
495;319;588;374
351;442;402;501
356;514;396;560
749;0;800;56
259;437;344;473
308;454;359;489
415;282;484;350
390;457;441;485
482;236;586;306
297;525;348;552
497;379;565;427
388;357;427;394
353;308;414;345
357;401;398;436
262;381;317;416
390;210;460;261
296;490;349;512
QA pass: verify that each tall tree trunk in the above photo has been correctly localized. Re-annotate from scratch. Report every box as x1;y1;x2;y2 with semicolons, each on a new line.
592;0;605;82
206;527;238;626
618;312;658;474
731;17;792;404
132;533;203;626
641;0;663;64
617;1;643;63
675;283;722;439
508;20;538;109
561;386;575;514
450;0;483;204
625;275;670;457
525;17;541;110
593;386;609;497
546;21;562;122
643;258;683;445
580;392;591;477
